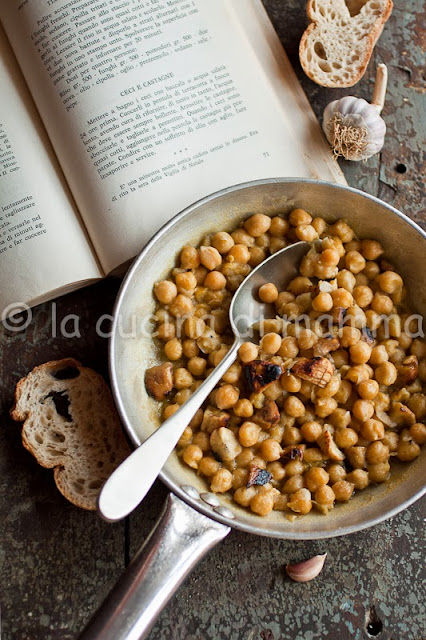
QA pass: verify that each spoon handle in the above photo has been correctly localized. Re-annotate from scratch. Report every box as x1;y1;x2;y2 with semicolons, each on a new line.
98;340;240;522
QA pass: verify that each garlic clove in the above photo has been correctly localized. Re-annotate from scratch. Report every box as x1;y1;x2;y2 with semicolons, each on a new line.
285;553;327;582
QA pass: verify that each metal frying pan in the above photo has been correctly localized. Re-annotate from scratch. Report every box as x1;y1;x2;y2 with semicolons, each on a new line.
80;179;426;640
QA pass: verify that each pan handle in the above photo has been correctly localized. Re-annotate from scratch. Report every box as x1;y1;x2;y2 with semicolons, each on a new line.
79;494;230;640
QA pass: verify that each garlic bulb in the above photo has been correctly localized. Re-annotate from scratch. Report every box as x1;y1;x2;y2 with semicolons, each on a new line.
323;64;387;161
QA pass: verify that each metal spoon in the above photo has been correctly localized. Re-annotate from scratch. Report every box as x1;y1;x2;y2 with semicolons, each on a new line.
98;241;310;522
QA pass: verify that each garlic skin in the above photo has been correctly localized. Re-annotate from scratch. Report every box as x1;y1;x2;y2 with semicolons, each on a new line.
323;96;386;161
285;553;327;582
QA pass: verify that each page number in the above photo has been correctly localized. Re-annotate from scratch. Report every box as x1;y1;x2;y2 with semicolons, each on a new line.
263;152;270;158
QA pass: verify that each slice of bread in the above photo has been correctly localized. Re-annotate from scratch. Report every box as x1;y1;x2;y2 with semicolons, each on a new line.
11;358;131;510
299;0;393;87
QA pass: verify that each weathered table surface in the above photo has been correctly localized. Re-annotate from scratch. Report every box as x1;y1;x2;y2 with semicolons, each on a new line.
0;2;425;639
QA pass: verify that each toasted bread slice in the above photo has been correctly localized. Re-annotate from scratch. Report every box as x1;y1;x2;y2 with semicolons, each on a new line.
299;0;393;87
11;358;131;510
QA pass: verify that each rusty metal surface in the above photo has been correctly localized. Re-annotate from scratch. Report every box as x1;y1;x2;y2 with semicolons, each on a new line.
0;1;425;640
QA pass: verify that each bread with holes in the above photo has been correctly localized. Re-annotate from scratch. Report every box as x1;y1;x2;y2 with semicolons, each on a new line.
299;0;393;87
11;358;131;510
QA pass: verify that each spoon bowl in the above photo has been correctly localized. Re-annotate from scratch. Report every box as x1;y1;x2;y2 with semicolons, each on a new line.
98;241;310;522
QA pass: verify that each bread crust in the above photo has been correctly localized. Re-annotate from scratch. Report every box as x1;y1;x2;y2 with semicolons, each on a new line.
11;358;131;510
299;0;393;88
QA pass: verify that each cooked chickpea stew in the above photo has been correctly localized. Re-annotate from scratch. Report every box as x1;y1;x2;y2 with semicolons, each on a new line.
145;210;426;519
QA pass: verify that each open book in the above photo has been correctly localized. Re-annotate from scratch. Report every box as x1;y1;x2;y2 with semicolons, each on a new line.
0;0;345;317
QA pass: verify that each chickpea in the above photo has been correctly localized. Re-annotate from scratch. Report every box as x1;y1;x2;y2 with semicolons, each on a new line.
210;468;233;493
346;364;370;385
212;231;234;254
357;379;379;400
200;246;222;271
164;338;183;361
259;438;282;462
315;397;337;418
317;375;341;399
353;285;374;308
278;336;299;358
319;248;341;267
337;269;356;292
377;271;403;294
370;345;389;366
175;389;191;404
185;316;206;340
236;342;257;365
280;372;302;393
227;243;250;264
331;288;354;309
233;486;257;507
187;356;207;377
366;441;390;464
284;395;306;418
371;292;393;315
260;332;282;355
312;217;328;235
283;475;304;494
243;213;271;237
250;490;275;516
266;461;286;482
411;339;426;359
169;294;194;318
154;280;178;305
232;228;256;247
315;485;335;506
367;462;390;483
375;362;397;386
183;444;203;469
345;240;362;253
300;420;323;442
163;403;180;420
382;430;399;452
297;329;317;350
289;208;312;226
327;463;347;484
329;220;355;243
332;480;355;502
361;239;383;260
329;408;351;430
180;245;200;269
335;428;358;449
157;322;176;342
178;426;193;447
203;271;226;291
346;469;369;490
174;368;193;389
288;488;312;514
303;448;325;464
175;272;196;295
296;224;318;242
233;399;254;418
397;440;420;462
334;349;350;369
235;448;254;469
345;446;366;469
345;251;366;274
332;383;352;410
360;418;385;442
285;459;305;477
232;468;249;490
350;341;372;365
312;292;333;312
182;339;199;359
353;399;375;424
340;326;361;348
215;384;239;409
305;467;329;493
409;423;426;445
239;421;262;447
288;276;313;295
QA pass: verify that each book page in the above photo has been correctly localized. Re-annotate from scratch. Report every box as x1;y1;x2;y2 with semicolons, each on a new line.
1;0;344;274
0;24;101;315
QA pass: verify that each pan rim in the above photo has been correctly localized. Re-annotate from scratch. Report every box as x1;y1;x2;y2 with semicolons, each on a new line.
109;177;426;540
